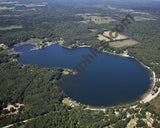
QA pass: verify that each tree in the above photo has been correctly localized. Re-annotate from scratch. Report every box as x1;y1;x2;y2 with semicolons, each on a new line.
136;120;147;127
10;107;16;112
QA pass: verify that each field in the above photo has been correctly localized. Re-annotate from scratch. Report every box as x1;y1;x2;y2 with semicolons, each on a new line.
134;16;156;21
107;6;150;15
109;39;139;48
25;4;46;7
77;13;116;24
97;34;111;42
0;7;15;10
103;31;128;40
0;15;21;17
1;1;18;4
88;29;97;32
0;25;23;31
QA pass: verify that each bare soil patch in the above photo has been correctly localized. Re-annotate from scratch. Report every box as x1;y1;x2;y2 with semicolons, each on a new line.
97;34;110;42
103;31;128;40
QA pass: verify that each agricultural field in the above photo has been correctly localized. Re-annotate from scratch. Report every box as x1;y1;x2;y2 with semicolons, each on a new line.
1;1;18;4
0;25;23;31
77;13;116;24
97;34;111;42
0;7;15;10
103;31;128;40
134;16;156;21
109;39;139;48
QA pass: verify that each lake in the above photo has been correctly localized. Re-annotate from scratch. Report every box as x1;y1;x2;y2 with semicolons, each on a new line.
14;43;151;106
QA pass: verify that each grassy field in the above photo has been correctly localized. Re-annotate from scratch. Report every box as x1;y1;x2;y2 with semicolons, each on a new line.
109;39;139;48
0;7;15;10
0;25;23;31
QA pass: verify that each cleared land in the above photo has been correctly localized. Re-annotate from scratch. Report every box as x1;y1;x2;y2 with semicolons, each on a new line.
1;1;18;4
107;6;150;15
103;31;128;40
77;13;116;24
0;7;15;10
88;29;97;32
97;34;111;42
109;39;139;48
134;16;156;21
0;25;23;31
63;98;79;106
15;8;36;11
25;4;46;7
0;15;21;17
14;4;46;7
62;71;70;75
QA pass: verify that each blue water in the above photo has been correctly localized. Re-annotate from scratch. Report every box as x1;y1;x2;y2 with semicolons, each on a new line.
14;43;151;106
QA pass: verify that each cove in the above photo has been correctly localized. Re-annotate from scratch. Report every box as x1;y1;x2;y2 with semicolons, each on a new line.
14;43;151;106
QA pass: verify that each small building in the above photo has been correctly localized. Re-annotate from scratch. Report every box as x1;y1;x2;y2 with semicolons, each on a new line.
0;44;5;47
0;44;7;49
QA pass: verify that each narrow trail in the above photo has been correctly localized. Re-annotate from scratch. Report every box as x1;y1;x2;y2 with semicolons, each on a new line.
2;118;34;128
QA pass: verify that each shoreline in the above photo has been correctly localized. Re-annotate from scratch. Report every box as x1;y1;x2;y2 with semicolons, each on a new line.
9;40;159;109
9;38;64;54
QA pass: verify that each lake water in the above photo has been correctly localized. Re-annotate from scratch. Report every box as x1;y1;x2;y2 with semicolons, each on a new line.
14;43;151;106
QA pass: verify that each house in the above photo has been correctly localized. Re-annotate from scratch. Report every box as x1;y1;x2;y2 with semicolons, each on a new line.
0;44;5;47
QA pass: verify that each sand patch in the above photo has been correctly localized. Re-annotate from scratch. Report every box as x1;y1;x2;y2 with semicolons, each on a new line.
2;103;24;116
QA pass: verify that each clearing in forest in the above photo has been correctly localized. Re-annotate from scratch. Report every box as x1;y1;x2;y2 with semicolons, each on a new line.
77;13;116;24
97;34;111;42
0;25;23;31
109;39;139;48
103;31;128;40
